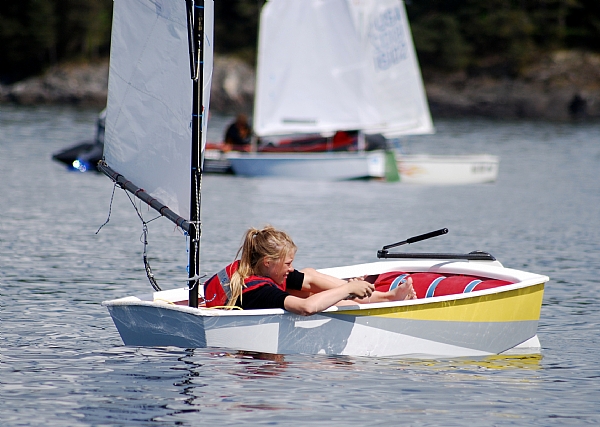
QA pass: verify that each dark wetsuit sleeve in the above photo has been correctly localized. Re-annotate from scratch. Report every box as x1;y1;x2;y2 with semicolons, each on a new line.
236;286;290;310
285;269;304;291
225;123;250;145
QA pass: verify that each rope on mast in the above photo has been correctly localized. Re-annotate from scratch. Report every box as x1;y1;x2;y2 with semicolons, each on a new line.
186;0;205;308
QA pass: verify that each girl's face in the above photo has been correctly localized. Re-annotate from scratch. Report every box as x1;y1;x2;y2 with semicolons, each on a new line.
262;250;295;285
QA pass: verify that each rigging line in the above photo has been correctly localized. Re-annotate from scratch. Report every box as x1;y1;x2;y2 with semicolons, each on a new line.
124;187;155;226
146;215;162;224
121;184;166;292
123;187;200;291
96;180;162;291
129;195;163;291
142;222;161;292
96;182;117;234
98;179;162;232
135;197;162;224
186;275;205;292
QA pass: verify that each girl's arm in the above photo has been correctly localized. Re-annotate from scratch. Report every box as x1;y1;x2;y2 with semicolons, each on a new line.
299;267;348;293
297;267;416;303
283;280;374;316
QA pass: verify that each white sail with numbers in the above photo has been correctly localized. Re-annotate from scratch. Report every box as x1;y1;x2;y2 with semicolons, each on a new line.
253;0;433;138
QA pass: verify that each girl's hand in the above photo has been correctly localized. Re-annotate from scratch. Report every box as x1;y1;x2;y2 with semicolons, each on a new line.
346;280;374;299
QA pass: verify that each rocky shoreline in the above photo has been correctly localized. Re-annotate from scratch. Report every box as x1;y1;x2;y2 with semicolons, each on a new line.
424;51;600;121
1;52;599;121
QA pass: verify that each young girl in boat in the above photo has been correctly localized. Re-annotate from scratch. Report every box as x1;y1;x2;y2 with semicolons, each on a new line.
203;225;416;315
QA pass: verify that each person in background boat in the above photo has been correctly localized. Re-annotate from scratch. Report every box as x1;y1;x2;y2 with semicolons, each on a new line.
223;113;252;151
203;226;417;315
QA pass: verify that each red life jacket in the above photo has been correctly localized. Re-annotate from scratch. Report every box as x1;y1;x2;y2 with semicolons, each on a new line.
203;261;285;307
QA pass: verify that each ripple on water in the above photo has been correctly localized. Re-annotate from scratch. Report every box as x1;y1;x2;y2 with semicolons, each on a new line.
2;108;600;426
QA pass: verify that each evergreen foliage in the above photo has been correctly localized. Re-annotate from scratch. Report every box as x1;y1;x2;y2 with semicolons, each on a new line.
0;0;113;83
1;0;599;84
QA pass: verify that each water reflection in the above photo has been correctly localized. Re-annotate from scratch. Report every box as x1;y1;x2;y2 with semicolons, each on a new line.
162;348;545;424
395;354;542;372
175;349;542;383
213;351;290;378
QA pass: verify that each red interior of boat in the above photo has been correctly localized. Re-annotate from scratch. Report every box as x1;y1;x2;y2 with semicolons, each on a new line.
170;271;514;307
373;271;513;299
205;131;358;153
258;131;358;152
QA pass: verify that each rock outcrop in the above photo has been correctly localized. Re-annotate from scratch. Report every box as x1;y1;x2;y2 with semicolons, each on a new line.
425;51;600;120
1;61;108;107
0;56;255;114
1;51;599;120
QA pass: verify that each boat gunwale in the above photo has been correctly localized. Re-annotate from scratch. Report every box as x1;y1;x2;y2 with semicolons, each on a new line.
225;150;386;161
397;154;500;164
102;276;547;318
317;259;547;283
102;259;548;316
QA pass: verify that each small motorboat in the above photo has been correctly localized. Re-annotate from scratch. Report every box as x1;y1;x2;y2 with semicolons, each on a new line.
52;109;105;172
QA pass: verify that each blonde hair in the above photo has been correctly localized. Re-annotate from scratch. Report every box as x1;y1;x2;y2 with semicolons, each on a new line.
227;225;297;308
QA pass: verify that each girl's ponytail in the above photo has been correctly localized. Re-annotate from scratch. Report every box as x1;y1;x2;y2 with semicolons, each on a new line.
227;226;296;308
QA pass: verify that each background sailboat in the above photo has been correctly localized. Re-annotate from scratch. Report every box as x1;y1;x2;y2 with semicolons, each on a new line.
224;0;498;183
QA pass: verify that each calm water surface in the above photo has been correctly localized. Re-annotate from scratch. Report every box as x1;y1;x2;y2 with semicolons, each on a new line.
1;105;600;426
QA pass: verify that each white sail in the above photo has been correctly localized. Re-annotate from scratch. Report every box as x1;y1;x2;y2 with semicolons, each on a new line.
253;0;433;138
253;0;365;136
349;0;433;137
104;0;214;219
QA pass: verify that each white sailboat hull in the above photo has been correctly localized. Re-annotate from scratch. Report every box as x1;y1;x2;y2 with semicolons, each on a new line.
100;1;542;361
103;259;548;358
398;154;499;185
225;151;387;180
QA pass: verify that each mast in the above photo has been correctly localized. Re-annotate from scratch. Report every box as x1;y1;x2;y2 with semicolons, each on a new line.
187;0;205;308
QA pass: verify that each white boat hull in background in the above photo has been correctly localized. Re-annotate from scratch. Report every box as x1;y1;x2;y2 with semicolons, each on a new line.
398;154;499;185
226;151;387;180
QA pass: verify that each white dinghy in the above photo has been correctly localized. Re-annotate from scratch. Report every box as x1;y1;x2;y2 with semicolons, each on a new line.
223;0;499;184
226;0;433;181
225;150;388;181
398;154;499;185
99;0;547;358
104;229;548;358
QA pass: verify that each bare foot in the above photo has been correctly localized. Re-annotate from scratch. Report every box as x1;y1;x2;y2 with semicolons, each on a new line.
390;277;417;300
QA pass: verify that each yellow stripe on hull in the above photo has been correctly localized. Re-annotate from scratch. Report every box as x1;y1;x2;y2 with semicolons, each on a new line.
337;283;545;322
